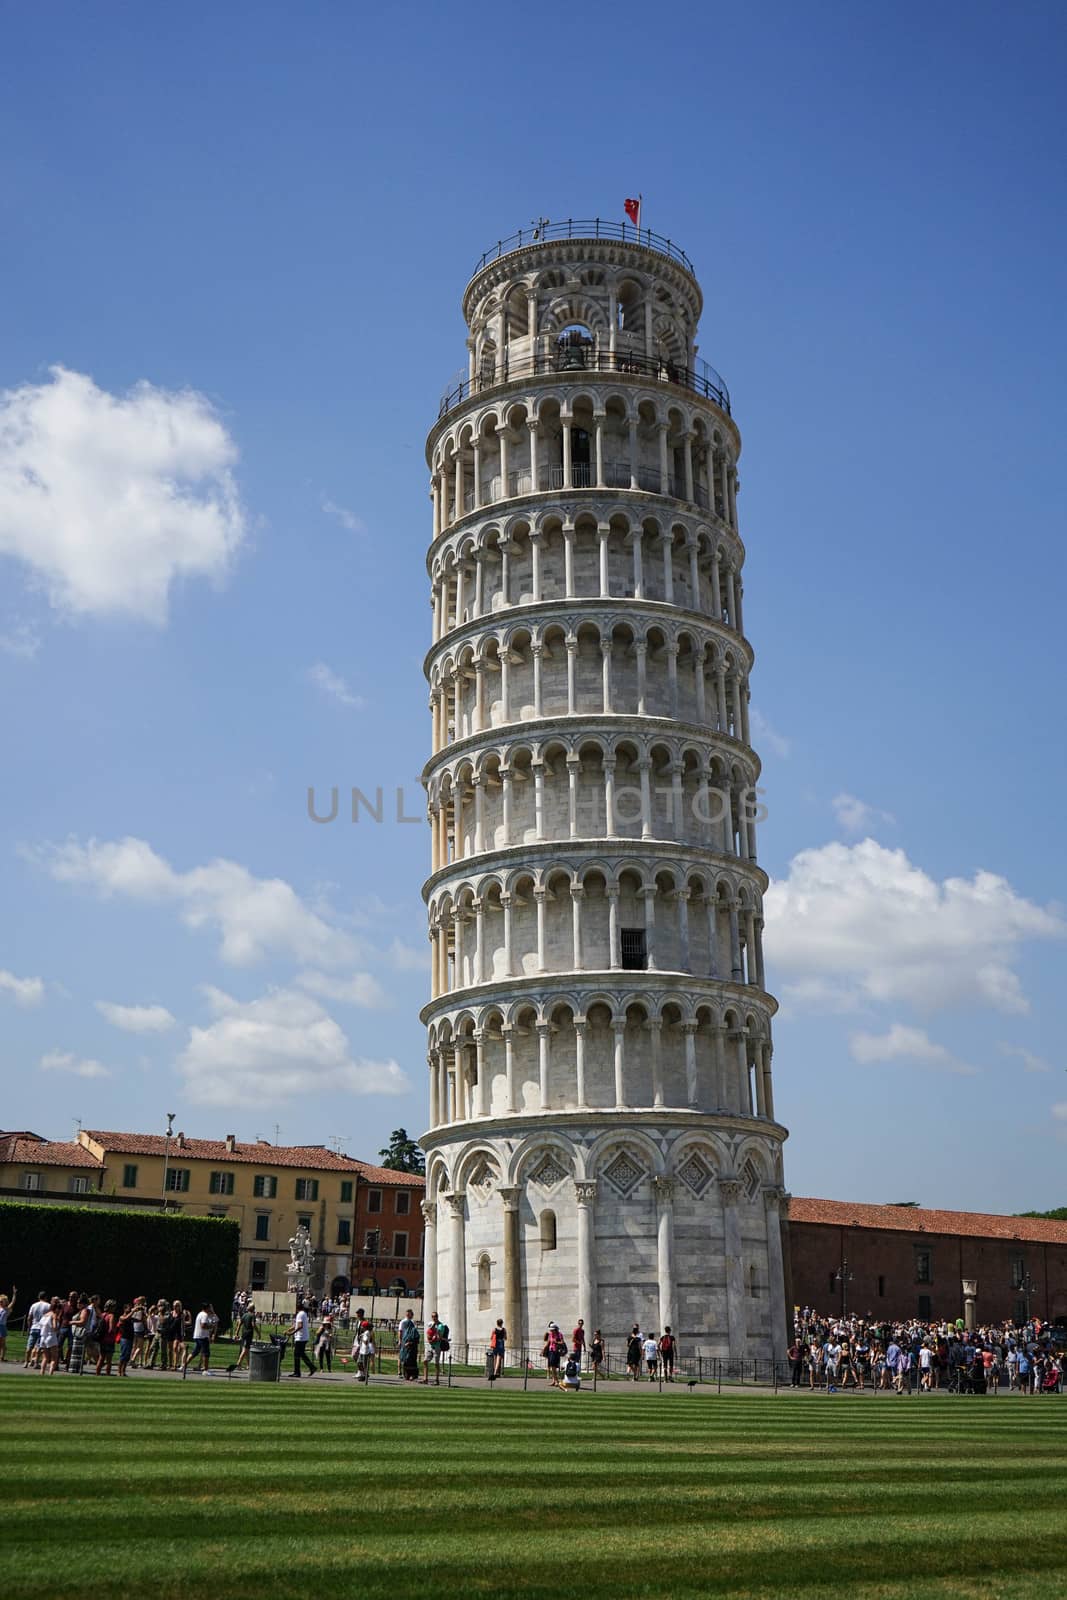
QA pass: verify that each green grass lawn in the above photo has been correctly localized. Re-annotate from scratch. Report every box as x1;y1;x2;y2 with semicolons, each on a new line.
1;1376;1064;1599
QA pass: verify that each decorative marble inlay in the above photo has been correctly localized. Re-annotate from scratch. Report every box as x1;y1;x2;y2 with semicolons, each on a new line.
467;1158;497;1201
742;1158;761;1201
677;1152;714;1198
603;1150;644;1197
529;1153;569;1191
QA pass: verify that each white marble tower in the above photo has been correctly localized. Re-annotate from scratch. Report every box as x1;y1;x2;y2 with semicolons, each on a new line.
420;220;788;1363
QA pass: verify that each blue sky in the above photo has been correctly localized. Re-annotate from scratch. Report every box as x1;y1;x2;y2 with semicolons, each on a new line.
1;2;1064;1209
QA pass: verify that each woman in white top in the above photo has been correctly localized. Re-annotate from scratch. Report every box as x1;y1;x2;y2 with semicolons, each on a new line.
38;1297;60;1376
356;1326;375;1383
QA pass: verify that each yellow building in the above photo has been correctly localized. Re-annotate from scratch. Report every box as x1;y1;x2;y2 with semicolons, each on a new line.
0;1128;363;1295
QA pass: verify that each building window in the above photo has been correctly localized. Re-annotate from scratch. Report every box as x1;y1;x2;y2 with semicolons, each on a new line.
122;1164;138;1188
828;1270;836;1296
337;1218;351;1246
165;1167;190;1193
295;1178;319;1201
621;928;647;970
365;1229;380;1254
68;1177;91;1195
209;1171;235;1196
1014;1298;1027;1324
296;1215;312;1235
917;1294;932;1318
340;1180;353;1203
394;1231;408;1258
1010;1256;1025;1289
251;1259;268;1290
254;1213;270;1241
540;1210;557;1252
478;1253;491;1310
210;1206;228;1217
22;1173;42;1191
253;1174;278;1199
877;1275;886;1298
368;1189;382;1214
915;1250;932;1284
395;1190;410;1215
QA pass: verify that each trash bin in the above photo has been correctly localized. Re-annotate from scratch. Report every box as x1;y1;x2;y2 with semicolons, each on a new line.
249;1340;282;1383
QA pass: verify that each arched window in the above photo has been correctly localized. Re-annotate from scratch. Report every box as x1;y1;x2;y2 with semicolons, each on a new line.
478;1254;492;1310
749;1264;758;1298
540;1209;557;1252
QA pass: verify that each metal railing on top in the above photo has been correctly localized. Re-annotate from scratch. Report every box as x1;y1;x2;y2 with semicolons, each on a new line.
438;346;731;421
469;218;696;278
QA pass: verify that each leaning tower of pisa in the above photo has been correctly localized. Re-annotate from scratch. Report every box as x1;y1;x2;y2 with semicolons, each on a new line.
420;220;788;1364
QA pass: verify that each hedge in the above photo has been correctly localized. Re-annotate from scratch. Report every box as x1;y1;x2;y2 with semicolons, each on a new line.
0;1201;239;1324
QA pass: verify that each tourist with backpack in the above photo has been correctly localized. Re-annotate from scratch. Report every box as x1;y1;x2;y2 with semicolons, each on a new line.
543;1323;567;1387
659;1327;677;1382
421;1313;448;1383
626;1326;642;1381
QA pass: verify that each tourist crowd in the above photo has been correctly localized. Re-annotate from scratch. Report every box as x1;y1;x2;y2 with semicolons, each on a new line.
788;1308;1063;1394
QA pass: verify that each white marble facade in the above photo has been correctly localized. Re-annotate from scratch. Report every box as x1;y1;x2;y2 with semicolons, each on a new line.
421;227;788;1361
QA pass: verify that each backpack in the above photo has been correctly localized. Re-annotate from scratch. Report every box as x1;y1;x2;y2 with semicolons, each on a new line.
437;1323;450;1353
564;1358;578;1380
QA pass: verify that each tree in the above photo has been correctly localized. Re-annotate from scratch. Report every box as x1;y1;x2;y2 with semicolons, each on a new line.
378;1128;425;1175
1018;1207;1067;1221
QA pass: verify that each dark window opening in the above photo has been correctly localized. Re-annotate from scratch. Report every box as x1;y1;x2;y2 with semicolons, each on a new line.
621;928;647;970
877;1275;885;1298
917;1294;932;1318
915;1251;932;1284
250;1259;268;1290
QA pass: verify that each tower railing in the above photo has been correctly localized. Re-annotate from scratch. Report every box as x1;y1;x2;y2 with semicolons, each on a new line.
439;345;731;420
469;218;695;277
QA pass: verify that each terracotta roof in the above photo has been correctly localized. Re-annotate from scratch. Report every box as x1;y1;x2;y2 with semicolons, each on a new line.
790;1197;1067;1246
1;1137;102;1169
352;1162;426;1188
83;1131;366;1171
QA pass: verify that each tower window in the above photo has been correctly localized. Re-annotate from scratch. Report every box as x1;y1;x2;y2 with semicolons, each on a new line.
540;1210;557;1252
621;928;647;970
478;1254;491;1310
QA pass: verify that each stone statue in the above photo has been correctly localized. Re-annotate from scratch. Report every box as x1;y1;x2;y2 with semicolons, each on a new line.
286;1224;314;1296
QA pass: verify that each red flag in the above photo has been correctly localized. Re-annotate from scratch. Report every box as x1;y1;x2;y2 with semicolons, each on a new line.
624;196;641;228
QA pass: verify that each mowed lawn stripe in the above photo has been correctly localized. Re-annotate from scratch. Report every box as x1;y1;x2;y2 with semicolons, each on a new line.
2;1381;1065;1599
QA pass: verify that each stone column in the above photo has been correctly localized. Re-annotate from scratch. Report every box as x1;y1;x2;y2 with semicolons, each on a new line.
658;421;670;493
534;887;547;972
428;1050;440;1126
607;887;621;968
729;900;743;980
601;637;613;712
503;1025;517;1112
719;1178;747;1361
438;1051;449;1122
566;753;580;836
573;1018;587;1107
666;643;679;717
563;527;575;596
530;532;543;604
598;524;611;597
473;897;485;985
635;642;647;714
653;1175;677;1335
641;884;657;971
638;759;652;839
533;759;545;839
628;417;639;489
681;1021;699;1106
661;532;675;602
537;1022;551;1110
683;432;695;504
500;1186;522;1354
421;1200;438;1317
443;1191;467;1353
712;1024;727;1109
677;888;691;969
501;891;514;976
631;529;644;597
571;883;585;971
527;419;539;490
694;650;707;723
566;638;577;715
763;1187;789;1362
612;1021;627;1108
647;1017;664;1108
532;644;543;717
500;766;512;844
575;1180;599;1336
562;416;573;489
715;668;728;735
472;774;485;854
962;1277;977;1332
594;416;605;488
474;1029;488;1117
709;553;721;621
603;757;616;836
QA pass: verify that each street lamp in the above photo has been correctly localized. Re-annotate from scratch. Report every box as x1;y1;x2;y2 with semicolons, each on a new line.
161;1112;175;1210
833;1259;855;1319
1015;1269;1037;1324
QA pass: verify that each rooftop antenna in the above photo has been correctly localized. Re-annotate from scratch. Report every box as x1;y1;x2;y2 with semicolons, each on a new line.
327;1136;350;1154
273;1123;281;1146
73;1116;82;1138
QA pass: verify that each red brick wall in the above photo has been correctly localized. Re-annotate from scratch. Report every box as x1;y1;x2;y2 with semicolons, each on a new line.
350;1175;424;1295
788;1220;1067;1324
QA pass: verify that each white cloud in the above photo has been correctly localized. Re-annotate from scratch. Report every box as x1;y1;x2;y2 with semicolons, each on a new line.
750;708;790;759
321;496;365;535
832;792;896;836
0;969;45;1006
95;1000;176;1034
40;1049;110;1080
307;661;365;709
765;839;1064;1015
850;1023;977;1076
296;969;391;1008
177;987;409;1107
0;366;247;623
388;938;430;972
32;835;360;968
0;620;41;660
999;1043;1053;1075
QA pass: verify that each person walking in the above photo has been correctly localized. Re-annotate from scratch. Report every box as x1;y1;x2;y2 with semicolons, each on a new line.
489;1318;507;1379
288;1301;317;1377
38;1298;60;1376
95;1300;118;1377
0;1286;16;1362
626;1326;642;1381
190;1304;214;1373
543;1323;567;1387
421;1313;444;1384
788;1338;804;1388
355;1320;376;1383
24;1290;51;1369
315;1314;335;1372
232;1302;258;1371
398;1309;420;1381
659;1327;677;1382
571;1318;586;1369
589;1329;605;1377
116;1304;136;1377
642;1332;659;1381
